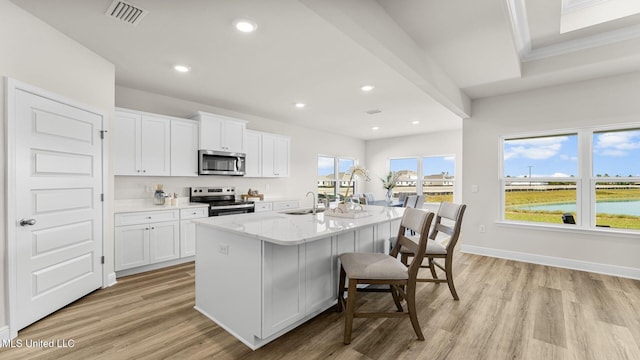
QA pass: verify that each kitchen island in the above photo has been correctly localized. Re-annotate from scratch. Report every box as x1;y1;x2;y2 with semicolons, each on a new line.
193;205;404;349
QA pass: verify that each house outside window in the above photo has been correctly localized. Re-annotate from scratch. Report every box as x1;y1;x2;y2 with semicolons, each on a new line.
317;156;356;202
388;155;456;204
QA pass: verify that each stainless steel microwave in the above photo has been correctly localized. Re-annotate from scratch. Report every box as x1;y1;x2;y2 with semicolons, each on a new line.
198;150;246;176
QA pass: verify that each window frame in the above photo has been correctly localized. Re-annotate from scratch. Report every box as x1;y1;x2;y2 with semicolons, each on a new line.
500;124;640;232
388;154;457;203
317;154;359;202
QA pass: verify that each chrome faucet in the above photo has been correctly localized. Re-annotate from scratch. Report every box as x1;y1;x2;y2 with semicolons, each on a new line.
306;191;317;214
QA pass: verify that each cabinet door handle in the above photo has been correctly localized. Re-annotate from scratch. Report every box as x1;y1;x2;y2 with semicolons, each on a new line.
151;227;155;229
142;170;147;173
145;228;149;230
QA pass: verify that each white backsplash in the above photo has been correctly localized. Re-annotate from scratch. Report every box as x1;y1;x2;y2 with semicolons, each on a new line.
114;175;301;201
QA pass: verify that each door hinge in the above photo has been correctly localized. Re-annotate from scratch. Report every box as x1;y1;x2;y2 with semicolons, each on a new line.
100;193;104;202
100;130;108;139
101;256;105;264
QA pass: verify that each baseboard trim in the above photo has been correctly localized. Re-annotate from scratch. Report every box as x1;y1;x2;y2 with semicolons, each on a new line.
0;326;10;341
107;272;117;287
115;257;195;278
460;244;640;280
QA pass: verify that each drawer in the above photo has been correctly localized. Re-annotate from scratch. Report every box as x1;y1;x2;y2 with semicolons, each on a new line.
273;201;300;211
115;209;180;226
180;207;209;219
254;202;273;212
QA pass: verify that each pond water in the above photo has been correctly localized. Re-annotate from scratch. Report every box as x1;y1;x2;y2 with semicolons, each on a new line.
514;200;640;216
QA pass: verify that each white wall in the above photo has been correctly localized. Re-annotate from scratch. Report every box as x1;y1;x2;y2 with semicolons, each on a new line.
114;86;366;207
364;129;463;206
0;0;115;334
463;71;640;278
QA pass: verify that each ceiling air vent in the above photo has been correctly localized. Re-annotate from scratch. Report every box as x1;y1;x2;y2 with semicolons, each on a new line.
365;109;382;115
106;0;148;26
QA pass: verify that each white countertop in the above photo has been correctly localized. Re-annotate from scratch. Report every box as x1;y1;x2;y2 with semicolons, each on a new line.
193;205;405;246
114;198;208;213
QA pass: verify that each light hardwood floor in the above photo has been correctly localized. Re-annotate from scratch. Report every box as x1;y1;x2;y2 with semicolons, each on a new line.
2;252;640;359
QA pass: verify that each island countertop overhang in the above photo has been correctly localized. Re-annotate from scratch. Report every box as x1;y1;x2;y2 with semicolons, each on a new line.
192;205;405;246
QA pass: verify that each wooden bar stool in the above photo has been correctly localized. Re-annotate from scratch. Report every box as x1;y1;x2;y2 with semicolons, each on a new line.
337;208;434;344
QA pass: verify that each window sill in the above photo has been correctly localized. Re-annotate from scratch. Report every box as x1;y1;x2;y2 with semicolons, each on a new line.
495;220;639;238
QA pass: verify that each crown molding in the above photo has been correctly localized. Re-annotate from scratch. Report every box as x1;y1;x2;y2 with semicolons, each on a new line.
506;0;640;62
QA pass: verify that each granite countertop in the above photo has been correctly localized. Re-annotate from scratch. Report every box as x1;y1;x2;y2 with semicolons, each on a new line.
115;198;209;213
193;205;405;246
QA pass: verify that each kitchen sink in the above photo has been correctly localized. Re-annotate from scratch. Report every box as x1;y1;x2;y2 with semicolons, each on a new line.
282;208;325;215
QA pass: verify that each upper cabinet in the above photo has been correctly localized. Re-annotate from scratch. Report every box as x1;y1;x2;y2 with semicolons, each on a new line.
244;130;262;177
189;111;246;153
245;131;290;178
114;110;171;176
262;133;290;178
170;119;199;177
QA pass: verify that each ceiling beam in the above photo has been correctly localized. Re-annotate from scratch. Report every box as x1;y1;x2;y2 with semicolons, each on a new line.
301;0;471;118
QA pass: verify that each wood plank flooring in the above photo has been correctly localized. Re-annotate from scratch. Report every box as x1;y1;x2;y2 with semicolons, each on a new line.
2;251;640;359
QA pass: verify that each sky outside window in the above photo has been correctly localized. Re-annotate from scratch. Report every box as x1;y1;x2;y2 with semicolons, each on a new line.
390;158;417;173
503;134;578;178
593;129;640;177
423;156;455;176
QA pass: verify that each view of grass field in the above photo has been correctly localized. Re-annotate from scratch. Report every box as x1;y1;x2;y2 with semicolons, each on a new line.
505;188;640;229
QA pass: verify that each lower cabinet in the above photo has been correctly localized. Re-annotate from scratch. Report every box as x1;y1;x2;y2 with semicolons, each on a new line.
272;200;300;211
194;219;401;349
261;236;335;338
179;207;208;258
115;207;206;273
114;220;179;271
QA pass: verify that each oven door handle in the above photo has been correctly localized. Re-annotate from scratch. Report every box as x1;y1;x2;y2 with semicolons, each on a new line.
211;204;254;210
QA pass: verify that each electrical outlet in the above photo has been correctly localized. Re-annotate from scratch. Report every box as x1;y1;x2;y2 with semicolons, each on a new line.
145;184;153;193
265;183;270;191
479;224;486;233
471;185;479;193
219;243;229;255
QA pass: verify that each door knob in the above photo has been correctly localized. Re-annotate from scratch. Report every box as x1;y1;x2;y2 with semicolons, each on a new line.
20;219;36;226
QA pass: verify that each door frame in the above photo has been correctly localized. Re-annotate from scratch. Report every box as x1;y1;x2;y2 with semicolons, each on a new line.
4;77;109;338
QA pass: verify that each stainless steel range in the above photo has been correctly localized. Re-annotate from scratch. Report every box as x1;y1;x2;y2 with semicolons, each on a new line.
189;186;254;216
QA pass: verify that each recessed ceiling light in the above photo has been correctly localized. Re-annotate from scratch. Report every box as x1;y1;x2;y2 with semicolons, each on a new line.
411;120;420;125
360;85;375;92
174;64;190;73
234;19;257;33
372;126;380;130
295;102;306;108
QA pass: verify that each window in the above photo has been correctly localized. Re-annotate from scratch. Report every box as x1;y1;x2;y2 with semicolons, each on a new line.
592;129;640;229
502;134;578;224
388;155;456;204
423;156;455;203
501;128;640;230
317;156;356;202
389;158;418;198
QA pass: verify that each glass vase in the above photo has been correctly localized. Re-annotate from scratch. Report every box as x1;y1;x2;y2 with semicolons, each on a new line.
385;188;393;205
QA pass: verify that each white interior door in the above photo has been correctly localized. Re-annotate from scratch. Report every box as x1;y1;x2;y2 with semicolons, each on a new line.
13;88;103;331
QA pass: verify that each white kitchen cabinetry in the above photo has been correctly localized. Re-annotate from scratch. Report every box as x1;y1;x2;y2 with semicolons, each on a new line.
254;202;273;212
180;207;209;257
262;133;290;177
262;243;306;337
170;119;199;176
115;210;180;271
114;110;171;176
190;111;246;153
244;130;262;177
273;200;300;211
